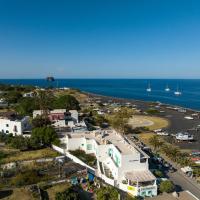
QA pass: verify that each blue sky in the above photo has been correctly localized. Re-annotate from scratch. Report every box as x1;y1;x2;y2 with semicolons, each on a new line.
0;0;200;78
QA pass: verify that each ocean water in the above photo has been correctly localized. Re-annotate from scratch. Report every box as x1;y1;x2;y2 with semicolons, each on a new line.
1;79;200;111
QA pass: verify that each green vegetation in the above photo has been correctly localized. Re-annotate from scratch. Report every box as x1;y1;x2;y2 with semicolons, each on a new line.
159;180;175;193
3;90;22;104
11;169;43;187
154;170;164;178
96;186;119;200
31;126;60;147
0;148;59;164
32;115;51;128
0;85;80;115
149;135;163;152
148;135;192;167
108;107;134;134
146;109;159;115
55;186;80;200
69;149;96;166
0;126;60;151
53;94;80;110
15;97;39;115
46;182;71;200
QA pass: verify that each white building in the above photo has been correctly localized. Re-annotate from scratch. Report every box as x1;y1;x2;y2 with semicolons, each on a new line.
0;116;31;136
23;92;35;98
33;109;87;131
64;130;157;197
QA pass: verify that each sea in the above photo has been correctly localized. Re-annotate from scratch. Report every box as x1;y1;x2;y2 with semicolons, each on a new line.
1;79;200;111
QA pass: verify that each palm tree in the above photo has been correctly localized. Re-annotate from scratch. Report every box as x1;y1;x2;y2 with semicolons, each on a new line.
149;135;163;152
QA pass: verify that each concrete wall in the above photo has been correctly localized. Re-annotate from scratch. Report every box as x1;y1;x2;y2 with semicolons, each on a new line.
67;137;86;151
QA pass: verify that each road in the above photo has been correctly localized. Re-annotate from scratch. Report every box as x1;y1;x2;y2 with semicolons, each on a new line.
167;170;200;199
126;135;200;199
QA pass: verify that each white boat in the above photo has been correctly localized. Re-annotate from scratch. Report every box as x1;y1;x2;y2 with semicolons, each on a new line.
175;132;194;141
174;86;182;96
146;83;151;92
165;84;170;92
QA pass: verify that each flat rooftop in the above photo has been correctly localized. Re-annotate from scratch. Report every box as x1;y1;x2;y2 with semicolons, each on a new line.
149;191;198;200
67;130;145;156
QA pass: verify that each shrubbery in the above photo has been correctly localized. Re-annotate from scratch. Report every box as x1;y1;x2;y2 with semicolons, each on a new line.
69;150;96;166
11;170;43;187
159;180;175;193
55;186;80;200
0;126;59;151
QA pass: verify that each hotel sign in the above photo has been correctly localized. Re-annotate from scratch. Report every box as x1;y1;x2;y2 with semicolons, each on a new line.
127;186;136;191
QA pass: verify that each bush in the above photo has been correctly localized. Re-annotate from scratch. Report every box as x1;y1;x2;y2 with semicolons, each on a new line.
160;180;175;193
146;109;159;115
96;186;119;200
154;170;164;178
55;186;80;200
69;150;96;166
11;170;42;187
31;127;60;147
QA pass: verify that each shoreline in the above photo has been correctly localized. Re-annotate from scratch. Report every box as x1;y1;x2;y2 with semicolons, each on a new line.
82;90;200;114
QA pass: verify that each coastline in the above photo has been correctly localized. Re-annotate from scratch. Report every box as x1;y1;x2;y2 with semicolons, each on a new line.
83;90;200;113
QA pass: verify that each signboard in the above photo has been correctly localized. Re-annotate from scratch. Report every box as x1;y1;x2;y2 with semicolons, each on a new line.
127;186;136;191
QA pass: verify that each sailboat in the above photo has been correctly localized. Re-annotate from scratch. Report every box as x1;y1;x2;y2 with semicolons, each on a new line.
174;85;182;96
146;83;152;92
165;84;170;92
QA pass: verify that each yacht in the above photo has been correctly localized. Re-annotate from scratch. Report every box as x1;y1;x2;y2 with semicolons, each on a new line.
174;86;182;96
146;83;152;92
165;84;170;92
176;132;194;141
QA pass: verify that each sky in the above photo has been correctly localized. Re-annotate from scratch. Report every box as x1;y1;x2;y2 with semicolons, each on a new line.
0;0;200;79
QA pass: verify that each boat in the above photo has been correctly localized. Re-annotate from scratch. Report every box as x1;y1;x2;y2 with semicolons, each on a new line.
146;83;151;92
175;132;194;141
165;84;170;92
174;86;182;96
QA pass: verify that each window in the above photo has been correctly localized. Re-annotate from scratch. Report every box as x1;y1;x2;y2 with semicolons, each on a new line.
6;130;9;133
87;144;92;150
13;125;18;132
6;124;9;127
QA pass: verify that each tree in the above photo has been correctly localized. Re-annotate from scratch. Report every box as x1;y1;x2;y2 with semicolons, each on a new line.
32;115;51;128
55;186;80;200
3;91;22;104
36;90;54;117
108;107;134;135
160;180;175;193
9;135;30;151
149;135;163;152
15;97;39;115
96;186;119;200
31;127;60;146
53;95;80;110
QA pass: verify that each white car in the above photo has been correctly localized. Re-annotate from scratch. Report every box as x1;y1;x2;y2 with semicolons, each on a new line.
154;129;162;133
184;116;194;120
157;132;169;136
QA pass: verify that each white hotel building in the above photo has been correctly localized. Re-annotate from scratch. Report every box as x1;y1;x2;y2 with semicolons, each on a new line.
64;130;157;197
0;115;30;136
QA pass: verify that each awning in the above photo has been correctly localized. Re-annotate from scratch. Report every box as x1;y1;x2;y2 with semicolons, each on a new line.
125;170;156;182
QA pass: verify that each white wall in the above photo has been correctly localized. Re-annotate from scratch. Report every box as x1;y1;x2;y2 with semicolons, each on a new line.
0;116;30;136
67;137;86;151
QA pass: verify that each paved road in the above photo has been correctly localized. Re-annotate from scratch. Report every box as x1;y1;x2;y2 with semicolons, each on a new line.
167;170;200;199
